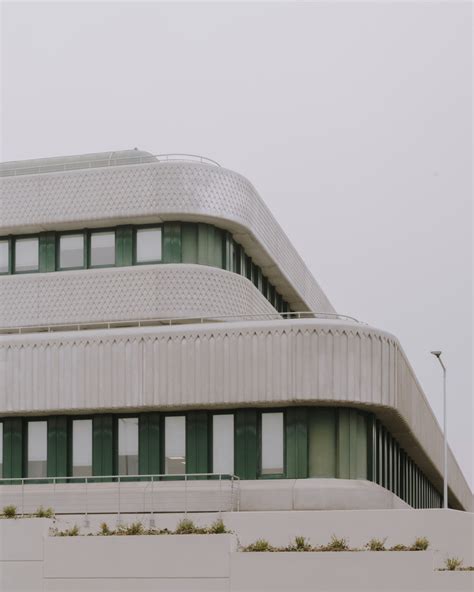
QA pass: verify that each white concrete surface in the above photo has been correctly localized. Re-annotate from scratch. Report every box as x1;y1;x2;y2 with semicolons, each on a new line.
55;508;473;569
240;478;410;511
44;534;234;579
1;512;473;591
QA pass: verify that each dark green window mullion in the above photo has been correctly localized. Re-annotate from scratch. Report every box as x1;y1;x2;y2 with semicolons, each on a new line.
115;226;134;267
234;409;258;480
39;232;56;272
401;450;407;502
139;413;161;476
92;415;116;481
285;407;308;479
262;276;268;302
181;223;198;263
336;408;350;479
408;460;412;507
2;418;24;480
163;223;181;264
186;411;209;477
233;241;241;274
222;232;233;271
367;415;376;482
0;236;13;274
391;434;396;493
348;409;359;479
393;441;398;497
245;255;252;281
276;293;283;313
47;416;68;480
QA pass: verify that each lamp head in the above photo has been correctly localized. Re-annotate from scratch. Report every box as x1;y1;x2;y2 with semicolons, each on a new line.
430;350;442;357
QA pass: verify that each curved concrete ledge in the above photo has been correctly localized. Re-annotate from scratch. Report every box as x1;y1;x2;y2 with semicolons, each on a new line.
0;161;334;313
239;479;410;511
0;264;276;328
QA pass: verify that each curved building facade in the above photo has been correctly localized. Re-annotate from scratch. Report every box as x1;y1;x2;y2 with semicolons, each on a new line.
0;150;470;512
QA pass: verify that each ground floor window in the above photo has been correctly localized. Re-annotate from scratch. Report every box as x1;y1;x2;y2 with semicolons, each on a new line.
118;417;139;476
212;414;234;474
164;416;186;474
72;419;93;477
27;420;47;478
0;408;442;509
261;412;284;475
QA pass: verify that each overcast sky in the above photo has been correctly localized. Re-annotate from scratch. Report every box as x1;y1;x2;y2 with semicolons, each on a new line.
1;1;472;489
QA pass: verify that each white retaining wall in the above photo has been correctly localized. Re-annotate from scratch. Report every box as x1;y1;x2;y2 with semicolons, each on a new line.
0;512;473;592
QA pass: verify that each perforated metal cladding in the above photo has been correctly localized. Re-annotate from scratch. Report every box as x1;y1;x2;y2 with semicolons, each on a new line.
0;264;277;328
0;162;334;313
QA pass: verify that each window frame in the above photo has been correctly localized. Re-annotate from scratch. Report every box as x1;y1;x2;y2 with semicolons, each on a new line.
116;414;140;478
0;236;12;275
69;416;94;478
209;411;235;476
258;409;286;479
13;235;40;275
56;230;87;271
161;412;187;477
25;418;48;479
133;224;163;266
87;228;117;269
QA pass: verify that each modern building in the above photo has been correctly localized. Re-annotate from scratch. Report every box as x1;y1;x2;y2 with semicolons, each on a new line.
0;149;471;513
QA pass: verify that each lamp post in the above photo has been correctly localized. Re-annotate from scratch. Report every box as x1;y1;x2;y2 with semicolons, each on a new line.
430;351;447;509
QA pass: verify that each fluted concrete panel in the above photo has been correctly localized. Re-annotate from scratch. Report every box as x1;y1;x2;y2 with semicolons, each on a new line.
0;264;277;328
0;319;470;510
0;162;334;313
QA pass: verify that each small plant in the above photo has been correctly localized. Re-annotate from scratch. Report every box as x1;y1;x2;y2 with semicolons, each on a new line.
243;538;274;552
208;518;228;534
53;525;80;537
2;505;17;518
126;522;145;536
175;518;197;534
287;536;312;552
322;535;349;552
445;557;463;571
35;506;54;518
390;544;409;551
98;522;113;536
411;536;429;551
116;522;145;536
365;538;387;551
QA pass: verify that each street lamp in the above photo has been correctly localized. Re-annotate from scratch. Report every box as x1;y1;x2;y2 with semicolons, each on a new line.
430;350;447;509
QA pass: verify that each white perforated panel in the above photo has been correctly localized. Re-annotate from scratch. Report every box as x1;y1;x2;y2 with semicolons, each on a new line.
0;264;277;328
0;162;334;313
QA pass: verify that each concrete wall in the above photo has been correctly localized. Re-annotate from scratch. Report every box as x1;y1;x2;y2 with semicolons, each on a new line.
0;479;407;516
1;513;472;591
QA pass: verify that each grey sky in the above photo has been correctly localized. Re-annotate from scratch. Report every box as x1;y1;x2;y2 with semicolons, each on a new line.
1;1;472;488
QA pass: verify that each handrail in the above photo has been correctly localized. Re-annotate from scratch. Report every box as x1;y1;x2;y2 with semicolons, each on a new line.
0;473;241;520
0;472;239;484
0;311;364;335
0;153;221;176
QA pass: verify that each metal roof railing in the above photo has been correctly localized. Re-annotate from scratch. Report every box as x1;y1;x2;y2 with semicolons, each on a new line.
0;311;364;336
0;153;221;177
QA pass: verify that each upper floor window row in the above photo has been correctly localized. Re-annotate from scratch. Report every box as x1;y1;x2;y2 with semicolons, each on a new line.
0;223;290;314
0;227;163;274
